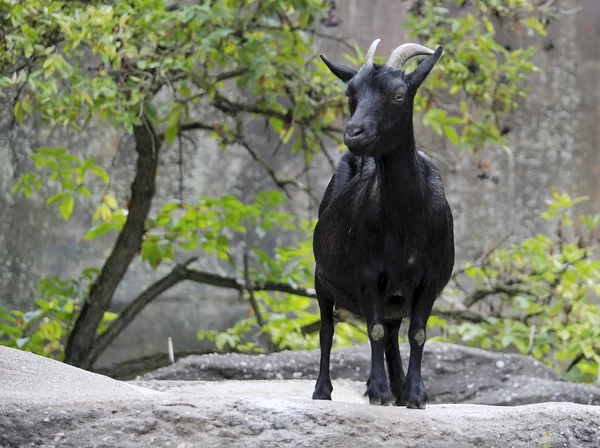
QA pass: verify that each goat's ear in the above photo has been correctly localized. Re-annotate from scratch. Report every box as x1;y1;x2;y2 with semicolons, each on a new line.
320;55;357;83
407;45;443;91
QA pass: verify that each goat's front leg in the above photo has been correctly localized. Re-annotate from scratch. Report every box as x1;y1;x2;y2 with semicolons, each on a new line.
404;290;435;409
363;294;394;405
312;280;335;400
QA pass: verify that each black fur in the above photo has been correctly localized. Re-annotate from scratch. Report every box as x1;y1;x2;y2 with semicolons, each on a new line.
312;46;454;409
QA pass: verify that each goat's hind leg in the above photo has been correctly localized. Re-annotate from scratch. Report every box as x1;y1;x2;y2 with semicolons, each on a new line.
384;320;406;406
312;277;335;400
363;294;394;405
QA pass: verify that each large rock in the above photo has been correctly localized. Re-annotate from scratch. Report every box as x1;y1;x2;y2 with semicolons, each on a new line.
2;346;600;447
139;342;600;407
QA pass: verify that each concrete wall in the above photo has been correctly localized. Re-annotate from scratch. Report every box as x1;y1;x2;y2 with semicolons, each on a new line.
0;0;598;368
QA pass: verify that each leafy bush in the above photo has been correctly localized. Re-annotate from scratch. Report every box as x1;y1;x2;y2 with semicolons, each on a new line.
197;189;600;386
433;191;600;383
401;0;552;153
0;270;116;360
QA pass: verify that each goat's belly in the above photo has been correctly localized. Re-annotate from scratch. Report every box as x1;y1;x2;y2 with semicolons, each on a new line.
333;294;412;322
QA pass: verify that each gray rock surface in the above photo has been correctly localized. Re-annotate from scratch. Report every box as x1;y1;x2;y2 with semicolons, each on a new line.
139;342;600;407
2;346;600;448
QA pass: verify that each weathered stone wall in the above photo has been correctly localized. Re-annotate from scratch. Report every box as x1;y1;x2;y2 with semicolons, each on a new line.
0;0;598;368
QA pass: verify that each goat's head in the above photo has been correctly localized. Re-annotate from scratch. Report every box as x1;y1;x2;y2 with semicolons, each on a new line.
321;40;443;157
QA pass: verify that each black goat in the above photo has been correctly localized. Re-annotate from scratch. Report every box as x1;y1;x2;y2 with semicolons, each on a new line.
312;40;455;409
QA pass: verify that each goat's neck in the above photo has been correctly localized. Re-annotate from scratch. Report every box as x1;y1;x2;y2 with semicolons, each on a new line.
374;138;423;220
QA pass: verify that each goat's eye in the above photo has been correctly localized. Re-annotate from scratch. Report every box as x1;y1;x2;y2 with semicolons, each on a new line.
345;90;350;98
394;93;404;102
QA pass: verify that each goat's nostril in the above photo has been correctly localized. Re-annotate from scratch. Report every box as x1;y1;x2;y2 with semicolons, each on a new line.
347;125;364;138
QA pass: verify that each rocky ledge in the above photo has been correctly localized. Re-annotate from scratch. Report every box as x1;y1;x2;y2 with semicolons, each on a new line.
140;342;600;407
2;344;600;447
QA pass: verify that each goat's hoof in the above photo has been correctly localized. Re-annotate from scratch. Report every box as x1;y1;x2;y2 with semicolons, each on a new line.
394;396;406;407
366;382;394;406
312;392;332;400
312;383;333;401
390;381;406;406
404;380;427;409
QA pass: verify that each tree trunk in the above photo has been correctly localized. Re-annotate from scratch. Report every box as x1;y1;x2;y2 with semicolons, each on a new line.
64;116;159;369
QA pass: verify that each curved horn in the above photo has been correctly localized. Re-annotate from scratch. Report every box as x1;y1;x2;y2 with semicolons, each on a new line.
363;38;381;67
386;43;435;69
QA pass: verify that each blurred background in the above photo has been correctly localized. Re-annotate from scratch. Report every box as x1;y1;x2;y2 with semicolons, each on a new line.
0;0;598;381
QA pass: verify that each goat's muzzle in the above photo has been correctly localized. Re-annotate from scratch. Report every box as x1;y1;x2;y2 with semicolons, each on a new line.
344;121;377;156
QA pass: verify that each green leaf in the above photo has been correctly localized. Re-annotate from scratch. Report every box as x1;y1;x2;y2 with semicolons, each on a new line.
162;202;179;213
103;194;118;209
216;234;229;246
0;307;17;323
90;166;110;183
77;186;92;197
165;126;178;145
0;323;21;336
47;192;69;205
444;125;460;145
449;84;461;95
14;101;25;124
84;222;117;240
82;267;101;280
59;196;75;220
179;83;191;97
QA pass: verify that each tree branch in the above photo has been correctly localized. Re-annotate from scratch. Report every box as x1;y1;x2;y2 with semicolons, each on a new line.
86;261;319;366
319;140;336;171
244;252;265;327
214;92;287;120
86;258;198;367
431;309;487;323
215;68;248;82
180;266;317;297
87;256;491;366
566;353;585;373
463;284;530;308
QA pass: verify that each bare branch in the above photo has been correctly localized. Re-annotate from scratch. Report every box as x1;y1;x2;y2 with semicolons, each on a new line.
464;284;531;308
311;31;356;52
86;257;198;367
244;252;265;327
479;231;514;265
177;120;218;134
324;125;344;134
240;139;293;198
319;140;336;171
215;68;248;82
214;92;287;120
566;353;585;373
180;266;317;298
431;308;487;323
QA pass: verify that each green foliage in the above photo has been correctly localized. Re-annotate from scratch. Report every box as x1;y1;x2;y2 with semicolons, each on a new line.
1;0;343;152
0;270;116;360
136;190;296;268
433;190;600;382
13;148;110;220
404;0;551;152
2;0;352;358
